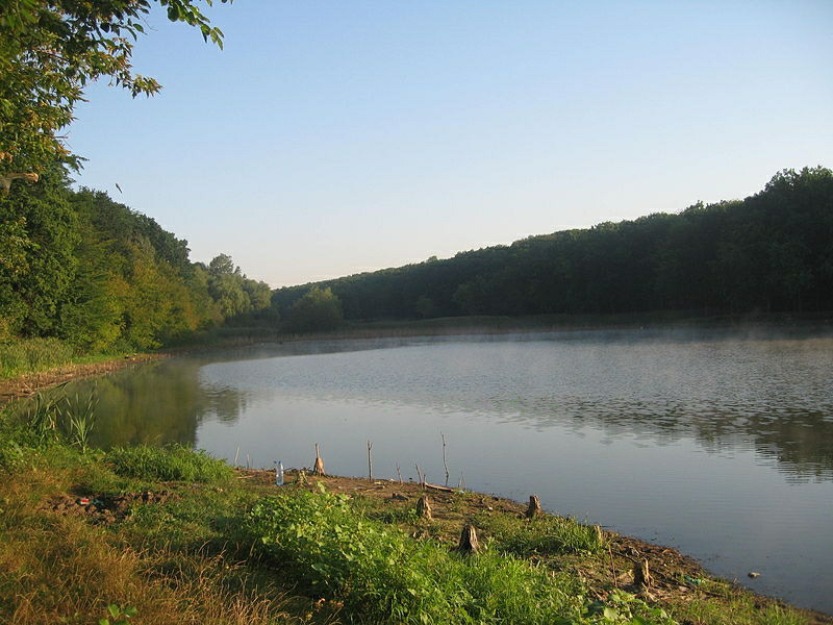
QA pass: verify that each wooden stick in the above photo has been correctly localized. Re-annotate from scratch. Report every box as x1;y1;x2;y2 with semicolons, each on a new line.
442;433;450;486
416;495;432;520
424;482;453;493
367;440;373;481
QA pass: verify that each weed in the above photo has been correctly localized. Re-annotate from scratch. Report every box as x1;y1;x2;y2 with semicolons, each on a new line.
99;604;137;625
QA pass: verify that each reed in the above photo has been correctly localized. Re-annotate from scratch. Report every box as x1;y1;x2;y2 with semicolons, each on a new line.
0;337;75;379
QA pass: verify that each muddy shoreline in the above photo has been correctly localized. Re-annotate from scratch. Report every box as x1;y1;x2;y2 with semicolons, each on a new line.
0;353;163;406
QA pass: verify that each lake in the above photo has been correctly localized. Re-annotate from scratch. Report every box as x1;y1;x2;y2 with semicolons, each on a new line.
36;328;833;614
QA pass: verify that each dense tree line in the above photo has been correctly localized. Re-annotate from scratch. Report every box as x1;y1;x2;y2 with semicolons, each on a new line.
1;170;271;352
273;167;833;322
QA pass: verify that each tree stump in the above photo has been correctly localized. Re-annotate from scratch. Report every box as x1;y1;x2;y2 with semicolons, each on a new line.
416;495;432;520
633;559;653;589
525;495;542;519
313;443;325;475
458;524;480;554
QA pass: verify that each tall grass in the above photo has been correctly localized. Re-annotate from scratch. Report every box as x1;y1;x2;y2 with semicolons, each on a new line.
7;386;99;452
0;338;75;379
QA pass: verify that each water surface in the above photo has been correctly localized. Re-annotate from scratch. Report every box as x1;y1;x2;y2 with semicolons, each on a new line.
34;329;833;613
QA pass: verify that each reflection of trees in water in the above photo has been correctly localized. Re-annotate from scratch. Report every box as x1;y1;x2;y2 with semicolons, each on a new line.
747;412;833;482
76;359;249;449
47;340;833;481
495;397;833;481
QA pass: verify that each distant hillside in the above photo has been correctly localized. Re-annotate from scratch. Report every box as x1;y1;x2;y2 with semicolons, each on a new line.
272;167;833;322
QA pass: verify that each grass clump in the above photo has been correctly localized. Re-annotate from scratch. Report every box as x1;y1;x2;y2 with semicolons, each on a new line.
107;444;234;483
479;511;606;557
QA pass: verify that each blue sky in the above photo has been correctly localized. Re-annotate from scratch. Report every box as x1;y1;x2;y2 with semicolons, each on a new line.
69;1;833;288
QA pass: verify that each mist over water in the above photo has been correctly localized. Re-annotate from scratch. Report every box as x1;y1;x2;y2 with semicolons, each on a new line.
25;328;833;613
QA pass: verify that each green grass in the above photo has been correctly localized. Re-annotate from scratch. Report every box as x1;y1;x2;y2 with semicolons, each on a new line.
476;509;607;556
106;444;235;483
247;487;673;625
0;337;76;379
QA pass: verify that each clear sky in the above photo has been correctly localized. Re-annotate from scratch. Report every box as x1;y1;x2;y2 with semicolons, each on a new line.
68;1;833;288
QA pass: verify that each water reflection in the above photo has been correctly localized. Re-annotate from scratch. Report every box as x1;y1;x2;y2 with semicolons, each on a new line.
17;331;831;480
192;334;833;481
9;358;251;449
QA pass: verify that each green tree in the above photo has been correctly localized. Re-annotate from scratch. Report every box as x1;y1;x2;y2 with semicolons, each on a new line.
0;0;231;178
0;168;78;336
207;254;250;318
283;286;344;333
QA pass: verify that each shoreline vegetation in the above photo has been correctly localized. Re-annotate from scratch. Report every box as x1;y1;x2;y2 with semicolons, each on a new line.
0;443;831;625
1;321;832;623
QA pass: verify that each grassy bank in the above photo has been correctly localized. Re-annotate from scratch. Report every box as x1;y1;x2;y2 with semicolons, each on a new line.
0;400;830;625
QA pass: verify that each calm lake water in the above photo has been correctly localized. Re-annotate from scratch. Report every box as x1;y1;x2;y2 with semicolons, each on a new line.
32;328;833;614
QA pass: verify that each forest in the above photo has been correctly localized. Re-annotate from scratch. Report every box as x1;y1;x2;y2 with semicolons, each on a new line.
273;166;833;324
2;165;831;366
0;168;272;357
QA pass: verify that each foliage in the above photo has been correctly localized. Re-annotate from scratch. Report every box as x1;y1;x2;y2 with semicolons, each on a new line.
107;444;234;482
272;167;833;321
61;388;99;452
99;604;138;625
0;0;231;176
0;168;78;337
205;253;272;320
248;488;666;625
281;286;344;333
1;178;269;358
